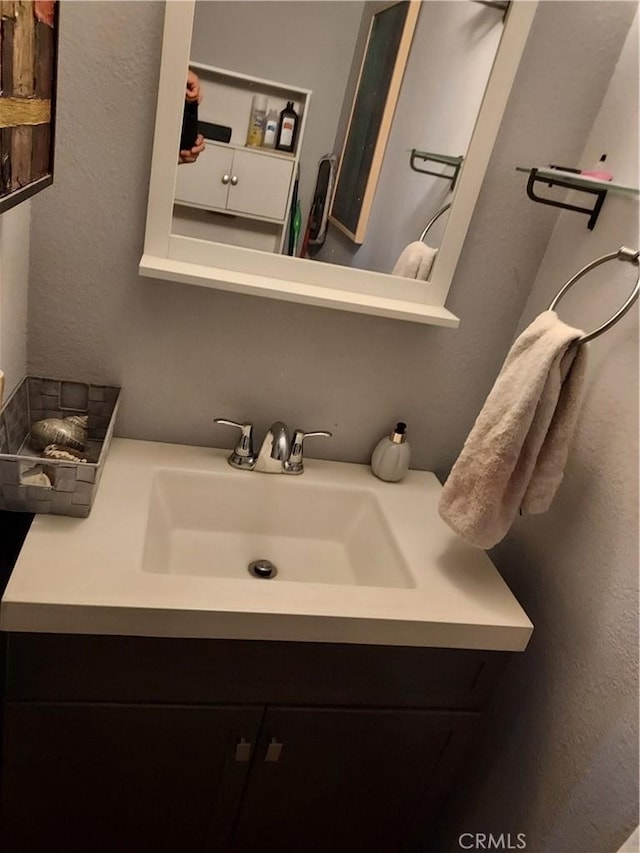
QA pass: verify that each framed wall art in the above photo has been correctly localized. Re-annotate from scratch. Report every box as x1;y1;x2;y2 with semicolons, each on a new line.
0;0;58;215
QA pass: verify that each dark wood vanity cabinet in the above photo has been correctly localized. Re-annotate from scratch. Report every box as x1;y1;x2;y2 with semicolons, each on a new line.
0;634;510;852
1;703;261;852
229;706;479;853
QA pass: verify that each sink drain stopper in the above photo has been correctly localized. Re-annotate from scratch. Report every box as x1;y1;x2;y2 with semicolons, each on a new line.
248;559;278;579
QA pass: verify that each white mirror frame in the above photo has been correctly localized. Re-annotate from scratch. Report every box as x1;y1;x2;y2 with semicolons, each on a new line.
140;0;537;327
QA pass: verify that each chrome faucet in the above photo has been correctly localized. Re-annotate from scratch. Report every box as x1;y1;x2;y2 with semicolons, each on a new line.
213;418;332;475
255;420;290;473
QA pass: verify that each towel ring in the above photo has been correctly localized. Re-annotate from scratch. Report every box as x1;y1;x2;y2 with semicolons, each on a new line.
419;203;452;243
549;246;640;344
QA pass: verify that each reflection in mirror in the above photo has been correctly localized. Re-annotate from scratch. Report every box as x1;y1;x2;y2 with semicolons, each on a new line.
142;0;536;324
171;0;505;280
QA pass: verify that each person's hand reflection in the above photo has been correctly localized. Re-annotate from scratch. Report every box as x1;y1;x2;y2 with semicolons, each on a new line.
186;69;202;104
179;70;203;164
179;133;205;165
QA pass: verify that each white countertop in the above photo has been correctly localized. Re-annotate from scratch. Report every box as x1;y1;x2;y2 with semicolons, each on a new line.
0;439;533;651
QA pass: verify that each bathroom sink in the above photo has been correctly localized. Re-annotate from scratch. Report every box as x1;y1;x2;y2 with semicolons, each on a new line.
1;439;533;649
142;468;414;588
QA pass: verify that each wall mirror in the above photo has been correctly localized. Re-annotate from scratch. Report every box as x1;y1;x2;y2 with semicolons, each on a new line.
141;0;536;326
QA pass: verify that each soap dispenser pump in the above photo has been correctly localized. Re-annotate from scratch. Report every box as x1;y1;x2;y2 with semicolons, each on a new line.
371;422;411;482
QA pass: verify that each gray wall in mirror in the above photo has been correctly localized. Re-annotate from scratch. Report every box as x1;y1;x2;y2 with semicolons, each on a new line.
188;0;363;255
179;0;502;275
23;3;639;852
321;0;503;272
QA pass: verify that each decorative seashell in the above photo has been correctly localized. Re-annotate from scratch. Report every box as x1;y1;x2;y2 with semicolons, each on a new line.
30;418;86;451
41;444;88;463
20;464;52;487
65;414;89;429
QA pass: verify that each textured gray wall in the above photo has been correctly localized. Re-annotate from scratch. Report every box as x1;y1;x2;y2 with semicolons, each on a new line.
436;13;639;850
27;1;630;477
0;203;30;398
25;3;638;849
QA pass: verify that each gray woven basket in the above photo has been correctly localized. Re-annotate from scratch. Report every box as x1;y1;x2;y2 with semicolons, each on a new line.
0;377;120;517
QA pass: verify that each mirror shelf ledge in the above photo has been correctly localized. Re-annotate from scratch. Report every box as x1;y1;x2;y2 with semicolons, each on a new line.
139;254;460;328
167;233;444;302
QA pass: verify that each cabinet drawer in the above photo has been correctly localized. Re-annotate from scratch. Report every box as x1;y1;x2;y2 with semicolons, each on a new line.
5;634;510;710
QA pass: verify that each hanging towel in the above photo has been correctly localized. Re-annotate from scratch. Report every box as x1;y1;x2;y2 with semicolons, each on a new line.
392;242;437;280
438;310;588;549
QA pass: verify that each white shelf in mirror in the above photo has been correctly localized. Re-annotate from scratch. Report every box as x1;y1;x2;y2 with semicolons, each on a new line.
139;253;460;326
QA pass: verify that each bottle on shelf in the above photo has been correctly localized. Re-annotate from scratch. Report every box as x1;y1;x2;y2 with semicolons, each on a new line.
263;107;279;149
585;153;613;181
246;94;267;147
276;101;299;153
548;154;613;182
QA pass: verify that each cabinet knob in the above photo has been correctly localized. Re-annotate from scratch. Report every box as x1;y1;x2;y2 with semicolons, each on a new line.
230;175;239;186
235;738;252;763
264;738;283;763
221;174;230;185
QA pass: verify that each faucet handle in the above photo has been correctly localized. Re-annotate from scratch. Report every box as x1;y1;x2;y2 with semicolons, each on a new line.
284;429;332;475
213;418;256;470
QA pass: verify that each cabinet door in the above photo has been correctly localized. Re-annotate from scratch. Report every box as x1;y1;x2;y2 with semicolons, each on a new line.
227;149;294;221
0;702;262;853
230;707;479;853
174;141;233;210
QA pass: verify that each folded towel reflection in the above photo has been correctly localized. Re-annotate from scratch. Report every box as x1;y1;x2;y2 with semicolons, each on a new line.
439;311;588;549
392;242;437;280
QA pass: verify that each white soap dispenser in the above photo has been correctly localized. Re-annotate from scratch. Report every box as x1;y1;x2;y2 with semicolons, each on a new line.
371;422;411;482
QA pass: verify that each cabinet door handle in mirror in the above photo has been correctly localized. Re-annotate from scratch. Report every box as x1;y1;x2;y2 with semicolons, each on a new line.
230;175;239;186
265;738;283;763
235;738;252;763
221;174;230;185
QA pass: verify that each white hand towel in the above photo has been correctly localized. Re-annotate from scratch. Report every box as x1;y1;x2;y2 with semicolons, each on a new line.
439;311;588;549
392;242;437;280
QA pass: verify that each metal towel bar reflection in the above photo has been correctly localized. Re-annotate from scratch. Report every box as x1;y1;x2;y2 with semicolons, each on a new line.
549;246;640;344
419;203;452;243
409;151;464;189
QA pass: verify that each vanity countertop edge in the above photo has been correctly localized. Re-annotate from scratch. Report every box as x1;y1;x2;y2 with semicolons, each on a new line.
0;438;533;651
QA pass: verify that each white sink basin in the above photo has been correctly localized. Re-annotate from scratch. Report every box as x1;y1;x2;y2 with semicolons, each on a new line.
142;468;414;588
0;439;533;650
